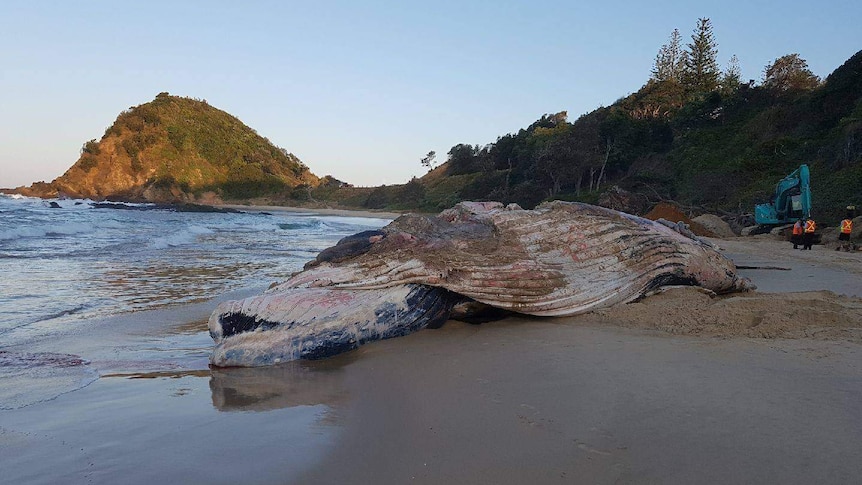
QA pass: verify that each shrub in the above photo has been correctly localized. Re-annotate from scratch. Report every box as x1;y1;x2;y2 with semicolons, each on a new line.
167;126;185;149
78;155;98;172
81;139;100;155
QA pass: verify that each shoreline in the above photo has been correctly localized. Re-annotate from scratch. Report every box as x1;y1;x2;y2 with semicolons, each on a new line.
0;192;406;220
214;202;406;220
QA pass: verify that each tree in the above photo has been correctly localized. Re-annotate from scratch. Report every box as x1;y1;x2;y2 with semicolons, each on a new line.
762;53;820;93
529;122;575;197
721;54;742;94
651;28;685;83
446;144;480;175
420;150;437;170
398;177;426;206
683;18;720;93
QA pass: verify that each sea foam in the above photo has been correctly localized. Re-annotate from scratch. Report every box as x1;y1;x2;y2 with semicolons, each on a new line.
0;221;95;241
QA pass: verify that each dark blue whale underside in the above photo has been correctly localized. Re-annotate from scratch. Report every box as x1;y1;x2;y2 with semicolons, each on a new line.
210;285;458;366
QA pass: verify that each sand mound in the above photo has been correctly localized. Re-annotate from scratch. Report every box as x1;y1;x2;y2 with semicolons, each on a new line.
582;287;862;342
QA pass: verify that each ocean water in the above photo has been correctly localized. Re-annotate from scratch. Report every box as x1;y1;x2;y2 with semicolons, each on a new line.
0;194;392;349
0;193;392;413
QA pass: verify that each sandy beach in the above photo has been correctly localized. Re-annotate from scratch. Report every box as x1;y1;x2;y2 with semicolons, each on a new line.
1;236;860;484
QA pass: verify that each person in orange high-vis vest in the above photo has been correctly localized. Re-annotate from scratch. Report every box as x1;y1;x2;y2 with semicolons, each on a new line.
791;219;804;249
838;217;853;251
802;217;816;250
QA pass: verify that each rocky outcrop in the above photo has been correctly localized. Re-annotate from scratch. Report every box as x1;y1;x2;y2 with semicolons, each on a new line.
597;186;651;215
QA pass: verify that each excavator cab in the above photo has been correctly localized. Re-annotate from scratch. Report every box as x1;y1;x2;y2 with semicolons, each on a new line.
754;164;811;225
787;191;803;219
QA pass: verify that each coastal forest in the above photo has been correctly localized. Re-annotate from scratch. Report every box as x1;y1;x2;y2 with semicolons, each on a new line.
12;18;862;222
342;19;862;223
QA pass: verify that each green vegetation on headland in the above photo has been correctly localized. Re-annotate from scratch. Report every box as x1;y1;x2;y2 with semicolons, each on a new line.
8;18;861;224
14;93;319;203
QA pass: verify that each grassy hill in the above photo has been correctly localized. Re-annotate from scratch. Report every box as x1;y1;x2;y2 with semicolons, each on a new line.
17;93;319;203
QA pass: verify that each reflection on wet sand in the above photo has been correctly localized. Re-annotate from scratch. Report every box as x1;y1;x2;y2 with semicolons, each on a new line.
98;349;356;413
101;369;213;379
209;357;354;413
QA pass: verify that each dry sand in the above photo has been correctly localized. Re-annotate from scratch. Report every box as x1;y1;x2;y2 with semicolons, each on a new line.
583;234;862;342
1;237;861;484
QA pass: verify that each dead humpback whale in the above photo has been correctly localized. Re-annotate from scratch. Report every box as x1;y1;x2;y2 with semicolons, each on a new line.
209;201;752;366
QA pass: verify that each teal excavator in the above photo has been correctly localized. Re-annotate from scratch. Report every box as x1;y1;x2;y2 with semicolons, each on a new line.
754;164;812;225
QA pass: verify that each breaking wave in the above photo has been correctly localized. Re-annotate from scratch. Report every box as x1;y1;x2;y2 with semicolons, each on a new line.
0;221;95;241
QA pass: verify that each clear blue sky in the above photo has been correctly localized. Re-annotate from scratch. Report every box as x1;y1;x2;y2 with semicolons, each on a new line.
1;0;859;188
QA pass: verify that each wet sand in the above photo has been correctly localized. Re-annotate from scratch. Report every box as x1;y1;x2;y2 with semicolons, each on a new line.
1;238;861;484
296;320;860;484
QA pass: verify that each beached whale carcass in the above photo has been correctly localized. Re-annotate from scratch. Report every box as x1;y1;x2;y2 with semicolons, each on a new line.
209;201;752;366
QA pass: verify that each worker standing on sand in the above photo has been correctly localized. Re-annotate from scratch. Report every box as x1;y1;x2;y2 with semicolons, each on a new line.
803;217;816;250
839;206;854;251
792;219;804;249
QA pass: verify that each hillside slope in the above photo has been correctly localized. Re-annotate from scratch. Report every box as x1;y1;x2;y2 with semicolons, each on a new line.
324;50;861;223
17;93;318;202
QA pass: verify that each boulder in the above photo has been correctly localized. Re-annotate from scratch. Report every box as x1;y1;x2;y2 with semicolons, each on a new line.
692;214;736;238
